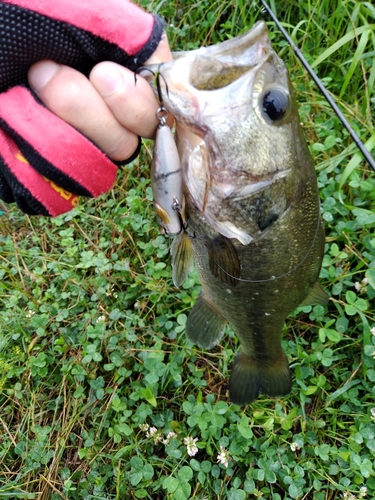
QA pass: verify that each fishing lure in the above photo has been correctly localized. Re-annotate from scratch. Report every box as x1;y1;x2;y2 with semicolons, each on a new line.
136;67;185;236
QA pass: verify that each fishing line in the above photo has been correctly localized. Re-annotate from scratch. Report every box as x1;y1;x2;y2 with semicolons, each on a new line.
259;0;375;174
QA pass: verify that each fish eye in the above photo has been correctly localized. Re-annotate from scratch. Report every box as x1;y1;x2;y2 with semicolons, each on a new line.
261;89;289;122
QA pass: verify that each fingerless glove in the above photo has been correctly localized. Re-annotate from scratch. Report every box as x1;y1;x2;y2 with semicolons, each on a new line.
0;0;164;215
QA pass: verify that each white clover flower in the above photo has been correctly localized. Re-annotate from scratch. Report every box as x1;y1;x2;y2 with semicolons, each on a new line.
154;433;163;444
254;492;264;499
146;426;158;438
359;486;367;497
355;278;368;293
290;442;301;452
105;284;118;298
26;310;35;318
163;431;177;445
97;315;106;323
217;446;230;468
139;423;149;432
371;327;375;336
184;436;198;457
145;426;162;443
371;408;375;420
342;493;356;500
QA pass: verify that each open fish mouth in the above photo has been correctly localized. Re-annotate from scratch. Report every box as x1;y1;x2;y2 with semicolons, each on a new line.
177;22;271;92
140;21;275;117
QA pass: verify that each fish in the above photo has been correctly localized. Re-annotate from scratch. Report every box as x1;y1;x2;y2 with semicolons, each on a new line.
141;20;328;406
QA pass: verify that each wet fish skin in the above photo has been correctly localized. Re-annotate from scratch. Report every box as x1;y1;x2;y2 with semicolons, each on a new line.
143;21;327;405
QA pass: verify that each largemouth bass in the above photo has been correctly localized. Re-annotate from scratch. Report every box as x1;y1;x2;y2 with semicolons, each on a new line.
142;21;328;406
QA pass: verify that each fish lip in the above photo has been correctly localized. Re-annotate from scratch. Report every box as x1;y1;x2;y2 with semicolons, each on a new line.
140;21;273;106
171;21;270;62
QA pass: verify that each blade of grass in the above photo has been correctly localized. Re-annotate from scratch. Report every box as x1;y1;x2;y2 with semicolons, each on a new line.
339;132;375;194
339;28;370;97
310;25;374;69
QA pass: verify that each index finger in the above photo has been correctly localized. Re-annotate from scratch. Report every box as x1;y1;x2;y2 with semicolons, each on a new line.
89;62;161;139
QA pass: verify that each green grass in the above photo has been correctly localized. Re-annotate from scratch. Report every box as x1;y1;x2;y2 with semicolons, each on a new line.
1;1;375;499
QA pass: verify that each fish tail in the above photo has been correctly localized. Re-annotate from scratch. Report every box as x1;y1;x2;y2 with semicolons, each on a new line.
229;350;291;405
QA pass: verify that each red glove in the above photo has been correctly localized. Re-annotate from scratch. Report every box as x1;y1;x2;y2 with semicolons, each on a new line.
0;0;164;215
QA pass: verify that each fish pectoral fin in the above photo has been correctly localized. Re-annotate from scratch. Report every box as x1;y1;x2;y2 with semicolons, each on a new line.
206;234;241;286
186;294;227;349
299;282;329;306
171;231;194;287
229;350;291;406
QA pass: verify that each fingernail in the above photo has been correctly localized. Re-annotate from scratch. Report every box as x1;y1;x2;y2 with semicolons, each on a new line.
28;61;60;93
92;65;123;97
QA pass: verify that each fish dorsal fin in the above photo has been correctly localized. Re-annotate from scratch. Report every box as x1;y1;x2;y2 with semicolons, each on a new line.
299;282;329;306
205;234;241;286
186;293;227;349
171;231;194;287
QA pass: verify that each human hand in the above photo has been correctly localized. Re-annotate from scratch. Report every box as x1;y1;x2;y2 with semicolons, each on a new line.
0;0;169;216
28;33;173;163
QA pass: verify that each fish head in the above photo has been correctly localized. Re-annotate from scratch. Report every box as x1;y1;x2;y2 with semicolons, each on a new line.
141;22;311;244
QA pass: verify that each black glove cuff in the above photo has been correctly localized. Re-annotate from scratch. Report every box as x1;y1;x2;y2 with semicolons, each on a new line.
112;136;142;167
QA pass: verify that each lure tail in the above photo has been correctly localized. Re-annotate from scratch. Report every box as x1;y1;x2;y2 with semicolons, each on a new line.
229;350;291;405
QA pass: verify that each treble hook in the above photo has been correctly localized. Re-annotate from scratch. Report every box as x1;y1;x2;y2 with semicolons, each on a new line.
164;200;195;239
134;65;169;106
